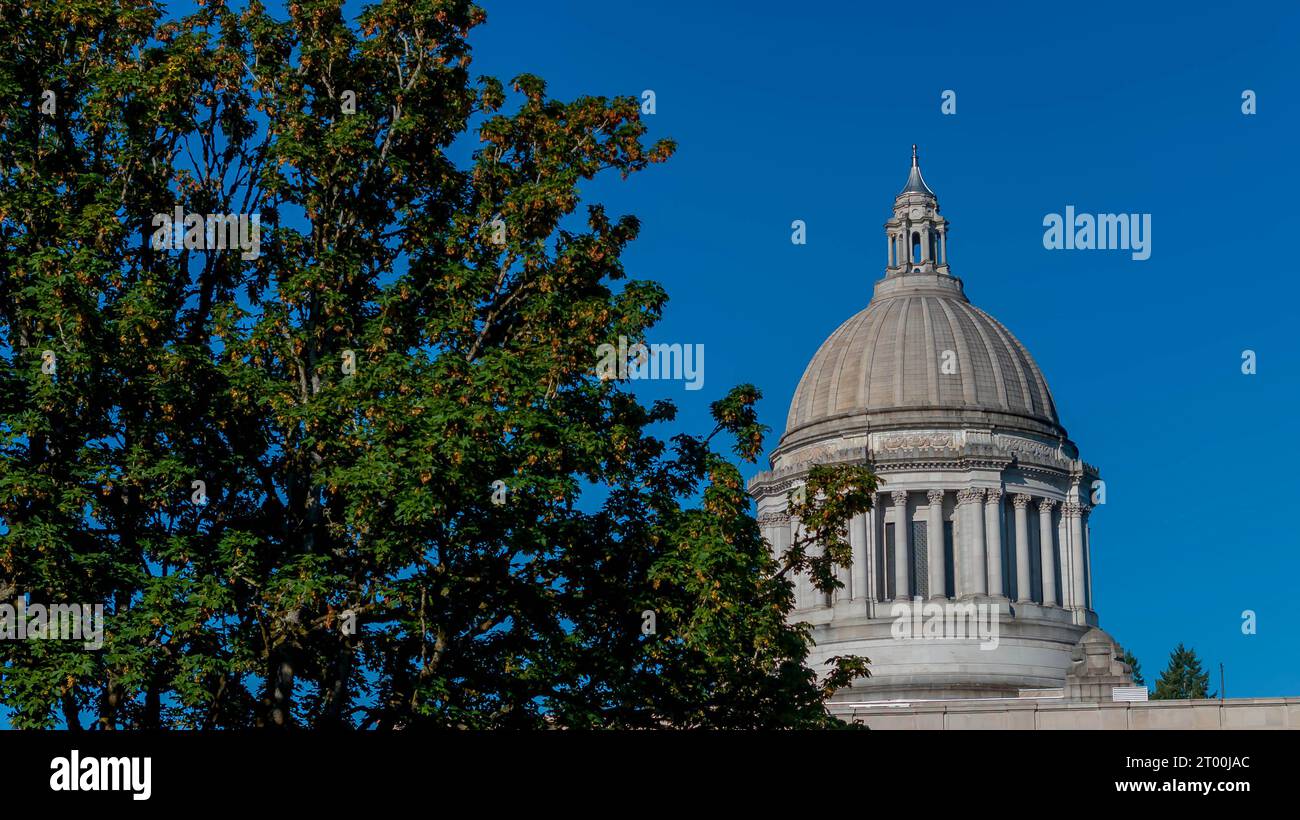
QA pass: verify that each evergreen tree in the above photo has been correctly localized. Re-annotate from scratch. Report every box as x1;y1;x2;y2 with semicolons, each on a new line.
0;0;871;728
1120;649;1144;686
1151;643;1214;700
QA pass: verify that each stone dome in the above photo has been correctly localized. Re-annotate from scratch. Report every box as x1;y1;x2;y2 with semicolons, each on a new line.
750;148;1102;704
782;272;1064;448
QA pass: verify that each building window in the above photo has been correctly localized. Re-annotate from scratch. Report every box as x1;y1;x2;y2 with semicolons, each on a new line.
1029;520;1043;603
884;523;895;600
875;518;887;600
910;520;928;598
943;520;955;598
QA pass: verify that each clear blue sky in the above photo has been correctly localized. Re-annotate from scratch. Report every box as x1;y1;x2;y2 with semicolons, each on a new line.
462;0;1300;696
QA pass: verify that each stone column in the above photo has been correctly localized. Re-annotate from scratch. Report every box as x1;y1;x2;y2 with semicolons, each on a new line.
1013;494;1033;602
1067;502;1088;612
870;493;883;600
864;497;877;615
790;516;805;609
940;227;947;265
835;547;850;604
957;488;986;597
1083;507;1093;610
1038;499;1058;606
758;513;785;562
891;491;909;600
1059;502;1076;610
926;489;946;598
886;232;893;267
921;226;930;263
1057;513;1070;608
984;489;1004;597
850;512;868;603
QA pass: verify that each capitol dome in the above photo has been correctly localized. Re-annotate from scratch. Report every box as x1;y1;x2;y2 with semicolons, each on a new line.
750;147;1104;702
784;277;1061;449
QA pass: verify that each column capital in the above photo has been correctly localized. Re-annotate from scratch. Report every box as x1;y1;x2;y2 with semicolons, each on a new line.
890;490;909;507
985;488;1003;503
1012;493;1033;509
1062;501;1086;518
1037;497;1058;512
957;487;985;505
757;512;790;526
926;488;945;504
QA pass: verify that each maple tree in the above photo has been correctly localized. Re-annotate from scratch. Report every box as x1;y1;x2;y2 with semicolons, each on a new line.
0;0;872;729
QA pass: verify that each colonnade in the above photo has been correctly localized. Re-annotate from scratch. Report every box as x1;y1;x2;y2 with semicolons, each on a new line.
767;486;1092;614
887;223;947;268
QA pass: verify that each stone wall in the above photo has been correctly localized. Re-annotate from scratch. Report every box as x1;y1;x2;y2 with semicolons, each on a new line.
831;697;1300;730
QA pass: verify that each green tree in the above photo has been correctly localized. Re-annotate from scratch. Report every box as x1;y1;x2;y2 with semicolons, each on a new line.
0;0;871;729
1120;649;1144;686
1151;643;1214;700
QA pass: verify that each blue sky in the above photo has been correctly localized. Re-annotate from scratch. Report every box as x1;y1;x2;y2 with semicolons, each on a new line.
461;0;1300;695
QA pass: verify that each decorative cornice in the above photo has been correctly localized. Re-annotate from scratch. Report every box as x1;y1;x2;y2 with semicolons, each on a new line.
872;457;1015;472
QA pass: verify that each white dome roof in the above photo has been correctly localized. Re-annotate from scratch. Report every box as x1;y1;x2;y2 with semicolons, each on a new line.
784;274;1062;445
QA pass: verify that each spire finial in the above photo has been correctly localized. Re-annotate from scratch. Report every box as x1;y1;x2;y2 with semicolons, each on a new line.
899;145;935;197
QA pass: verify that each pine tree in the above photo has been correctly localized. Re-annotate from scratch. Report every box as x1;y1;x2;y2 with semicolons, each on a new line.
1121;649;1144;686
1151;643;1214;700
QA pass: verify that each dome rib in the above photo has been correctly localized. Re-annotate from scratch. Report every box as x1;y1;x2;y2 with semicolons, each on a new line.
933;297;978;405
824;307;872;417
857;296;903;419
974;305;1034;412
920;298;940;405
891;297;911;406
965;303;1011;410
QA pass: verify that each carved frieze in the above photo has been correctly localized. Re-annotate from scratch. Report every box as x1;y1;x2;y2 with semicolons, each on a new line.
993;433;1062;462
876;432;955;451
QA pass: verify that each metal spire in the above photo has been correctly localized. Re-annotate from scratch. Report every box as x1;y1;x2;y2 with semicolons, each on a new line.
900;144;936;197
